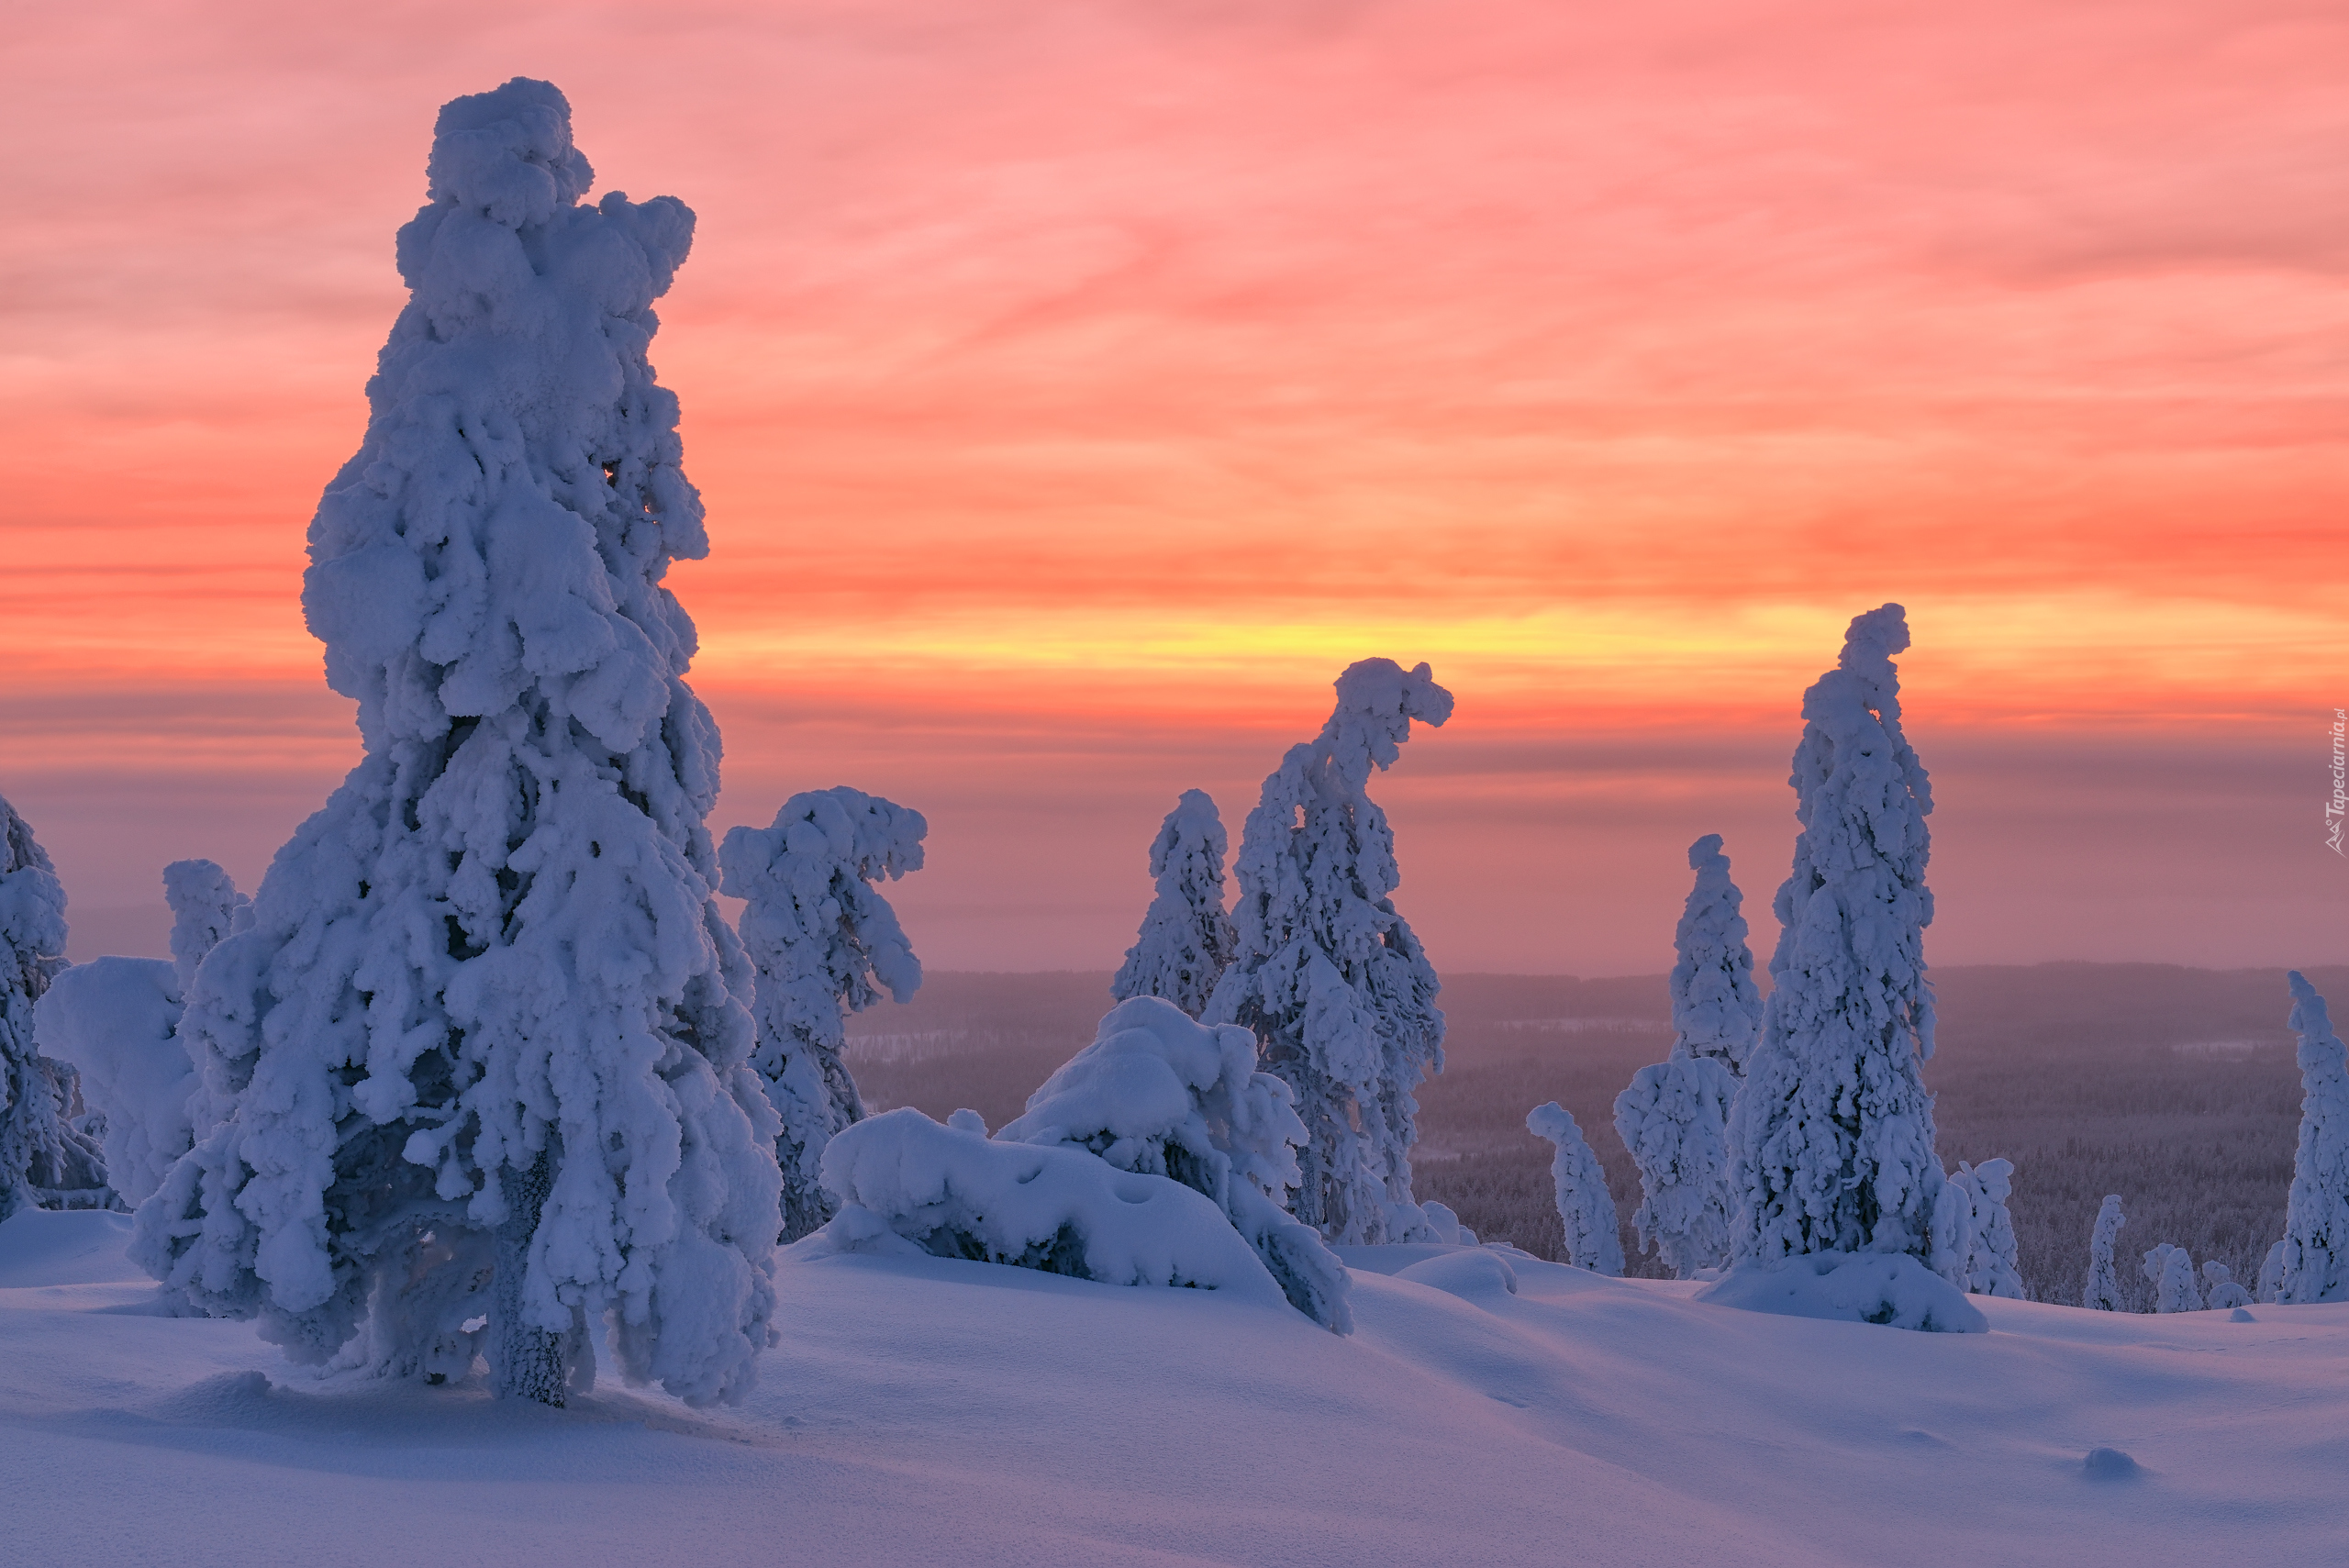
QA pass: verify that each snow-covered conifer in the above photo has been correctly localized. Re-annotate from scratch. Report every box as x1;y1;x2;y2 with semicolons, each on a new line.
1111;791;1236;1019
999;995;1351;1330
1;794;106;1219
2144;1243;2201;1313
1951;1158;2025;1299
718;786;924;1242
39;862;250;1210
2256;1239;2286;1305
2083;1195;2126;1311
1668;834;1764;1073
163;859;250;998
2273;971;2348;1304
1208;659;1453;1245
1527;1101;1625;1275
130;81;781;1407
1612;834;1754;1278
1730;606;1964;1279
2200;1261;2251;1311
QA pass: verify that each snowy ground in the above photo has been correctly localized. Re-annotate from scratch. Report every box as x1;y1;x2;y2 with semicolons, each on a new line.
4;1210;2341;1566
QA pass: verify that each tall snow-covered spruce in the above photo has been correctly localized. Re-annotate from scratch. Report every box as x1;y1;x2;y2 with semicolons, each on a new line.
1111;790;1236;1019
1208;660;1453;1245
130;81;781;1407
1;794;106;1218
2274;971;2347;1304
718;786;924;1242
1729;605;1964;1278
1613;834;1757;1277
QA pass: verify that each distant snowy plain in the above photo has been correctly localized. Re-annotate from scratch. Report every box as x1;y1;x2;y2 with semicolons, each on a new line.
5;1208;2340;1565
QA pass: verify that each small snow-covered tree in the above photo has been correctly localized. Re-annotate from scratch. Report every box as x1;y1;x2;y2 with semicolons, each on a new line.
2200;1261;2251;1311
1730;606;1965;1280
2256;1239;2286;1305
998;995;1351;1330
0;793;106;1219
718;786;924;1242
2144;1243;2200;1313
2274;971;2348;1304
1111;790;1236;1019
1208;660;1453;1245
39;861;250;1210
2084;1195;2126;1311
1951;1158;2024;1299
1668;833;1765;1073
131;81;781;1408
1613;834;1754;1278
1527;1101;1625;1275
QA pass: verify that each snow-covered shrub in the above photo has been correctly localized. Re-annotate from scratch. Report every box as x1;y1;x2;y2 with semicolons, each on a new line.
1612;834;1753;1279
718;786;924;1243
1419;1200;1477;1246
0;794;106;1219
39;861;251;1210
2273;971;2347;1304
1526;1101;1624;1275
1208;659;1453;1245
131;81;781;1408
1951;1158;2025;1299
997;995;1351;1330
2143;1243;2201;1313
2199;1261;2251;1311
1111;790;1236;1019
2084;1195;2126;1311
1696;1251;1987;1333
808;1107;1291;1313
1730;606;1963;1281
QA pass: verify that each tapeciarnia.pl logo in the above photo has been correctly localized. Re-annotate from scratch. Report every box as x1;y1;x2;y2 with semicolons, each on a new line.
2328;707;2345;856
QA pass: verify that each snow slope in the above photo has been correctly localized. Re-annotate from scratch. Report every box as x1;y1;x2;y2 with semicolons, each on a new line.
4;1208;2342;1566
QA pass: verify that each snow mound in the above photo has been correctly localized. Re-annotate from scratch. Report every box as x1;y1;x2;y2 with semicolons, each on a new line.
1697;1251;1988;1333
807;1107;1289;1310
2081;1446;2142;1481
0;1207;143;1287
1396;1247;1519;1306
35;956;190;1208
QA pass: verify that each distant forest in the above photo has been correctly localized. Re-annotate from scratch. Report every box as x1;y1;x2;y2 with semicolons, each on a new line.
846;963;2347;1309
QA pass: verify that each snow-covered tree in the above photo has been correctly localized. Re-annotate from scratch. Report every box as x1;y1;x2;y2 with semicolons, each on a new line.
1729;606;1965;1280
1613;834;1754;1278
1;793;107;1219
2084;1195;2126;1311
130;80;781;1408
997;995;1352;1330
1111;790;1236;1019
1208;659;1453;1245
39;861;250;1210
2200;1261;2251;1311
1668;833;1764;1073
1951;1158;2024;1299
718;786;924;1242
2256;1239;2286;1306
2273;971;2348;1304
1527;1101;1625;1275
163;859;250;998
2144;1243;2201;1313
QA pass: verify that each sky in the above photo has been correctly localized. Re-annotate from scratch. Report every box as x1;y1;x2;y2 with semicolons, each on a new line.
5;0;2344;973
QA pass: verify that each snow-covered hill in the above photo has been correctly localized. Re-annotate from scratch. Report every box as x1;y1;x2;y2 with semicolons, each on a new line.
4;1208;2340;1566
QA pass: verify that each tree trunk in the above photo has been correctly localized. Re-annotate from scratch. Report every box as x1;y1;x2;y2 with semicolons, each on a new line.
494;1143;569;1406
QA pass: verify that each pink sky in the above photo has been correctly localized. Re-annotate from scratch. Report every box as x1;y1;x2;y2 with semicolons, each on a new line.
5;0;2345;972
